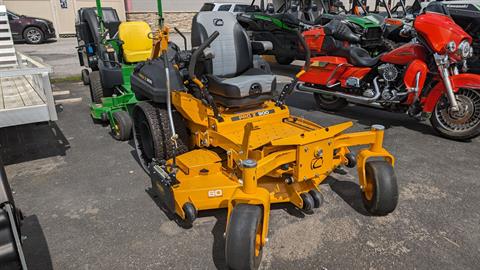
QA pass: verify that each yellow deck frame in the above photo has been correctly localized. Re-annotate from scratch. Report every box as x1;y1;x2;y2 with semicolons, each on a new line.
155;91;394;248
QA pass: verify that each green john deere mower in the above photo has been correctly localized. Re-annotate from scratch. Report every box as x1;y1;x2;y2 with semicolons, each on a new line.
75;0;170;140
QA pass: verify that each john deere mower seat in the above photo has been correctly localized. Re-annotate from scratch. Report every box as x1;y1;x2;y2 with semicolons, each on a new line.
118;21;153;63
77;8;120;45
192;11;276;108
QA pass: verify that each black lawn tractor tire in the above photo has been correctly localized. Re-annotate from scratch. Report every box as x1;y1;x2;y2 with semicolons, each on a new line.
275;56;295;65
132;101;189;173
225;204;263;270
23;26;45;44
362;161;398;216
88;71;103;104
112;111;133;141
81;69;90;85
314;93;348;111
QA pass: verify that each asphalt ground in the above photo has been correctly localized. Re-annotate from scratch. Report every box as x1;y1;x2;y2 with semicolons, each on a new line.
2;38;480;270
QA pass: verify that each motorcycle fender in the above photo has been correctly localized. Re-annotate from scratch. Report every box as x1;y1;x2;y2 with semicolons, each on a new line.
422;73;480;112
404;59;428;103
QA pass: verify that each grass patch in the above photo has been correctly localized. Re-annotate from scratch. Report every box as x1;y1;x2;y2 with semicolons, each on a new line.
51;75;82;83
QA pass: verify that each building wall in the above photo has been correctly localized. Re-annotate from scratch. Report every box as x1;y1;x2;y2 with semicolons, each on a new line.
125;0;248;32
127;0;415;12
3;0;125;36
126;0;414;33
129;0;249;12
127;12;196;33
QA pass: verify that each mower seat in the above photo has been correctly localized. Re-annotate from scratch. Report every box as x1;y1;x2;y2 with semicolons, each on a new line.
118;21;152;63
192;11;276;108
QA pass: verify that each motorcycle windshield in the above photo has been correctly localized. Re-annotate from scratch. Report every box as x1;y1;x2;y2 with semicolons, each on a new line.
414;12;472;55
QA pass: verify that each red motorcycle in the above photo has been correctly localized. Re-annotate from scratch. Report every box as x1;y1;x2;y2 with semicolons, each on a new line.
296;4;480;140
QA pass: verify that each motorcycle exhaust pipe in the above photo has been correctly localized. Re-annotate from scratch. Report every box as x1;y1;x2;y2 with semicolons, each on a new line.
296;77;381;103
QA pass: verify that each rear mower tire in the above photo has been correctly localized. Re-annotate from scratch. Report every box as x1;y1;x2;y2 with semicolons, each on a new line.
89;71;103;103
225;204;263;270
132;101;189;173
314;93;348;111
362;161;398;216
112;111;132;141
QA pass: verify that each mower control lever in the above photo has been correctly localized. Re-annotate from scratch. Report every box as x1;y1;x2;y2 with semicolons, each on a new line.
188;31;220;88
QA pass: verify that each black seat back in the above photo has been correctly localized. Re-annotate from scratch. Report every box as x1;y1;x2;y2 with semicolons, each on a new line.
76;7;121;44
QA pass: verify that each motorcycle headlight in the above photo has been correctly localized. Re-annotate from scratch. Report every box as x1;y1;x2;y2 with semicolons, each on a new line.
446;41;456;53
457;40;472;59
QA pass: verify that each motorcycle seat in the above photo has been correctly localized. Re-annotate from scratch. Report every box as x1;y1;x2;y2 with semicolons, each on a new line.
327;46;380;67
321;36;380;67
347;46;381;67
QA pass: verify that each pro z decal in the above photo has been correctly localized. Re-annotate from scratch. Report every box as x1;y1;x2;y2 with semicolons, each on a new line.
231;109;275;121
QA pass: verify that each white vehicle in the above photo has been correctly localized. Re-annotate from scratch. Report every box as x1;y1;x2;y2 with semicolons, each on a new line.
200;2;260;14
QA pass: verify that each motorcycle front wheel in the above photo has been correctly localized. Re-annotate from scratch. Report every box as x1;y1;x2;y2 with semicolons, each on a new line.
430;88;480;140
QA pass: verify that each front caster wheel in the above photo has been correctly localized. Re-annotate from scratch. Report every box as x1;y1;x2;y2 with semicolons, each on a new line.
81;69;90;85
362;161;398;216
182;203;197;225
309;189;324;208
112;111;132;141
345;152;357;168
300;192;314;212
225;204;263;270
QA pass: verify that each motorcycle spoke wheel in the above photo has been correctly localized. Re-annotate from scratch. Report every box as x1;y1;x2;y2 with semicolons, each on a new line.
434;88;480;132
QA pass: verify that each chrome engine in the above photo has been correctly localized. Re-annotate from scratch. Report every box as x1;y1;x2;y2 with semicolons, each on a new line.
374;63;409;104
378;63;399;82
298;62;410;111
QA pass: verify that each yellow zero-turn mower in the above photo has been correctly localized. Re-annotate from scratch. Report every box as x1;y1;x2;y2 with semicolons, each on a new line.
130;11;398;270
